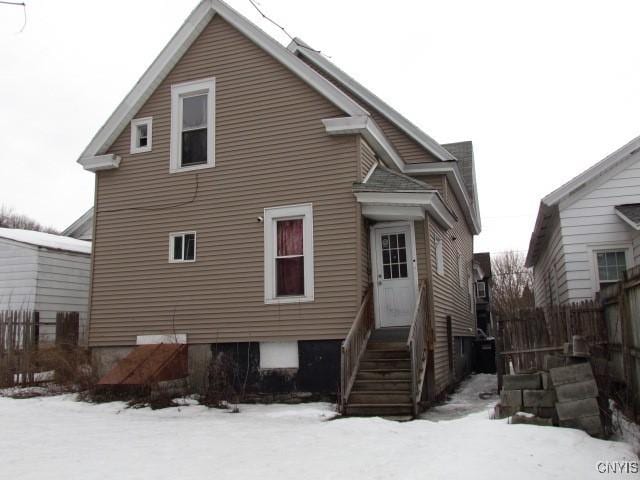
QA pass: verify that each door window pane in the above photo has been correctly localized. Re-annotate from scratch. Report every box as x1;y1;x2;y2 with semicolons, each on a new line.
381;233;409;280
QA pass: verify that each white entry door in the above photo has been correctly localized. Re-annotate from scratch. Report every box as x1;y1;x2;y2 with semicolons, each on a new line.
373;224;417;328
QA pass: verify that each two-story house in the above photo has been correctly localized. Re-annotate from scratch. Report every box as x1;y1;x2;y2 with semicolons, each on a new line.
77;0;481;416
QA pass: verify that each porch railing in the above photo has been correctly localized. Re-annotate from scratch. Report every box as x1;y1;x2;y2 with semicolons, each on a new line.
407;280;428;416
340;285;374;412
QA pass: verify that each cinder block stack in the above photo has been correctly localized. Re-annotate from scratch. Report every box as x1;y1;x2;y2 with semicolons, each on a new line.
498;372;556;424
550;362;602;437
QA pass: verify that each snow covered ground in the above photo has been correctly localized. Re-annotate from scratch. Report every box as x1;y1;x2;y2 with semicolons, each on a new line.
1;375;637;480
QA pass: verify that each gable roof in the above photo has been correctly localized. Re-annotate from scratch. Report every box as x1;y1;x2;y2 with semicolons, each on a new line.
473;252;492;279
288;38;455;162
615;204;640;230
353;165;436;193
77;0;480;235
62;207;94;239
0;228;91;255
526;133;640;267
79;0;368;163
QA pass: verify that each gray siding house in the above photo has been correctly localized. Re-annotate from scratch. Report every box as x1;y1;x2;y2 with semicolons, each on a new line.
526;135;640;306
0;228;91;345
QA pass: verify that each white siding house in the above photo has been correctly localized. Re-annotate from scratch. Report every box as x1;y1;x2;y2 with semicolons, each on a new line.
0;228;91;345
526;135;640;306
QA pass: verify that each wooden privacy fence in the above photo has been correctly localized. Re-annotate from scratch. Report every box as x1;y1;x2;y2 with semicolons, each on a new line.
0;311;39;387
0;310;81;388
601;265;640;419
496;265;640;421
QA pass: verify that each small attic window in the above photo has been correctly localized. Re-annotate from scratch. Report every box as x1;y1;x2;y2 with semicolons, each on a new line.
130;117;152;154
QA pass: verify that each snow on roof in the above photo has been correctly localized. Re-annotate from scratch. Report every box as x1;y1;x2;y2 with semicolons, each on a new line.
0;228;91;254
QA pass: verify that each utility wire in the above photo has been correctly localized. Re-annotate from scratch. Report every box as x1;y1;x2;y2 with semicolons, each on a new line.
247;0;322;54
0;1;26;33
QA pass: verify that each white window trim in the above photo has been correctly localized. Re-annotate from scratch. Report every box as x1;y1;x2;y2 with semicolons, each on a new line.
264;203;314;304
435;236;444;276
476;281;486;298
170;77;215;173
130;117;153;154
586;242;633;295
169;231;197;263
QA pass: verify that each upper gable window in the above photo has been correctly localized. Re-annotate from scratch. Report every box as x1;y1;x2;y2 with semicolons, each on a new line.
170;78;215;173
130;117;152;154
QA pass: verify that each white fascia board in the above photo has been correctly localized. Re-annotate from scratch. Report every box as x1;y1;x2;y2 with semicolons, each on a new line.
290;38;455;162
403;162;481;234
322;116;404;171
361;205;425;221
354;191;455;230
615;209;640;231
78;154;121;172
78;0;369;163
543;133;640;207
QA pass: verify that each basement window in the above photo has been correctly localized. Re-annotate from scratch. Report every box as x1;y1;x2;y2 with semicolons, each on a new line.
264;204;314;304
130;117;152;154
169;232;196;263
259;341;299;369
170;78;215;172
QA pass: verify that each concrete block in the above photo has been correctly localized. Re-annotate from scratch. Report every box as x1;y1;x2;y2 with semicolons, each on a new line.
500;389;523;408
550;363;594;386
555;397;599;421
523;389;556;408
540;371;552;390
555;380;598;403
560;415;602;437
503;373;541;390
543;355;566;371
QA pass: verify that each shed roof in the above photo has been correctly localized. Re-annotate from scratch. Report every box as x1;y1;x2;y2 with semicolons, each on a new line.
0;228;91;254
353;165;436;193
615;203;640;230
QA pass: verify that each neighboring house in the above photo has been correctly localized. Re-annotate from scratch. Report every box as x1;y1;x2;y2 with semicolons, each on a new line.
526;135;640;306
0;228;91;345
76;0;481;414
473;252;492;336
62;208;93;241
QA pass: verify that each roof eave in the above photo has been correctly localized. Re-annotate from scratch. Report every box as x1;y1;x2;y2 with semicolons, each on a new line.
289;38;455;162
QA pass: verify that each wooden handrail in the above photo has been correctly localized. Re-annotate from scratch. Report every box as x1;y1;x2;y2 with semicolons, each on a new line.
340;285;374;413
407;280;428;417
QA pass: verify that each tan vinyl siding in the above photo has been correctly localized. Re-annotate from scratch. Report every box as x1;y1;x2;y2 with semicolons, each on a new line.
359;139;377;179
300;58;440;164
90;16;361;347
423;177;475;394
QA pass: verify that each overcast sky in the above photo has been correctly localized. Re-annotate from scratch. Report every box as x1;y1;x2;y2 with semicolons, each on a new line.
2;0;640;255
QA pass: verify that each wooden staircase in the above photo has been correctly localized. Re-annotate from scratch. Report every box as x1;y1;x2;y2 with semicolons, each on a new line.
345;341;412;416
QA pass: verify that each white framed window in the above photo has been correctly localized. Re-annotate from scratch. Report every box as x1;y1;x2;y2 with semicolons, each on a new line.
435;237;444;275
169;231;196;263
259;341;299;369
595;249;628;292
476;281;486;298
170;78;215;173
264;204;314;304
130;117;152;153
